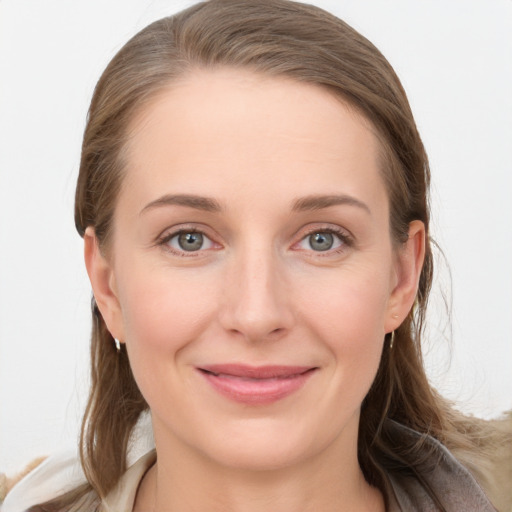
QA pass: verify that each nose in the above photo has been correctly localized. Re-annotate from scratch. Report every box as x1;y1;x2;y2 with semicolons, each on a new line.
218;246;294;343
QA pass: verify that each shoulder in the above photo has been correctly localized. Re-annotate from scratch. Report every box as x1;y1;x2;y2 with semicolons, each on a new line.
450;411;512;512
1;457;47;505
385;420;500;512
1;451;86;512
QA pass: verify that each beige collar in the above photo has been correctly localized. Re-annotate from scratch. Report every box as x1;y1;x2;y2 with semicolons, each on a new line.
100;450;156;512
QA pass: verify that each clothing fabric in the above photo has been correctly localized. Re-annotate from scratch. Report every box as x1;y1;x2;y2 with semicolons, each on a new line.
1;422;497;512
385;421;497;511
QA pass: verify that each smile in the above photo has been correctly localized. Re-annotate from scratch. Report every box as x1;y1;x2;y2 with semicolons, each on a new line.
197;364;318;405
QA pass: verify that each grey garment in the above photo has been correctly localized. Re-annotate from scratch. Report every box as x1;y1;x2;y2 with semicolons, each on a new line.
384;420;497;511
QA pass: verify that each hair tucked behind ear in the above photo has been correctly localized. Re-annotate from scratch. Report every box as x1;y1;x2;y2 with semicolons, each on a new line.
35;0;510;509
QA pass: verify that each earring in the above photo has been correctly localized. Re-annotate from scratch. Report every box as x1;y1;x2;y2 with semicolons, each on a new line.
114;338;121;352
389;331;395;349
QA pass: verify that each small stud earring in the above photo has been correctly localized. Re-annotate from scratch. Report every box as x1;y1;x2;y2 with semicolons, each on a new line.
114;338;121;352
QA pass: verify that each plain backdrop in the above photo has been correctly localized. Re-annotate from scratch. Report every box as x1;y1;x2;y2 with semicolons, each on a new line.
1;0;511;475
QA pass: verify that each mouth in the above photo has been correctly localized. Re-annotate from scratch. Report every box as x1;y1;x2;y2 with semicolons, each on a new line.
197;364;318;405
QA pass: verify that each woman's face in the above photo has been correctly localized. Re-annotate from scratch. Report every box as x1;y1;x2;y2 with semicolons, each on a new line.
87;69;422;471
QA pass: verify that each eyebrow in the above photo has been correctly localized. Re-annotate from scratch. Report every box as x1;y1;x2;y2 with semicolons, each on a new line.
140;193;371;216
140;194;222;215
291;194;371;214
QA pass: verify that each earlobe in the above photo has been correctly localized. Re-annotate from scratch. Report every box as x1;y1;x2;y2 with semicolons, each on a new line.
83;227;124;341
386;220;426;332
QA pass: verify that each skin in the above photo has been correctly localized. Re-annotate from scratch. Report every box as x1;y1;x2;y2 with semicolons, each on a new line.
85;69;425;512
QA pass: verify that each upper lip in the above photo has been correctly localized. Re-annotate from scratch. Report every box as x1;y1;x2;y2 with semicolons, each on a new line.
198;364;316;379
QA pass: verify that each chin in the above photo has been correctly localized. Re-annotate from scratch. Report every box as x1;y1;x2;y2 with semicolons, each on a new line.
207;431;314;471
189;413;353;473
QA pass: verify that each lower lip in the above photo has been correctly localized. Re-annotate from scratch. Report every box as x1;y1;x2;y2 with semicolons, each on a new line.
198;368;316;405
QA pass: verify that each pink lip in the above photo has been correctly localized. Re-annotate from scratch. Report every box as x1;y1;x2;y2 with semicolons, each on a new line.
197;364;317;405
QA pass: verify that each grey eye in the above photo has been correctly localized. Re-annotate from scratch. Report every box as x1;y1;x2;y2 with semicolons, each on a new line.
177;232;204;251
166;230;215;254
308;232;334;251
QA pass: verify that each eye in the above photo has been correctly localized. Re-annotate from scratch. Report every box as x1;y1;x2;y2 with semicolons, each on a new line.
165;230;215;253
297;230;345;252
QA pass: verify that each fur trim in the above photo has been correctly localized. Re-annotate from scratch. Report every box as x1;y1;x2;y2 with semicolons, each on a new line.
451;411;512;512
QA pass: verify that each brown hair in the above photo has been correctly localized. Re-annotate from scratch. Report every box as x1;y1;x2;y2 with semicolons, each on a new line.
33;0;505;509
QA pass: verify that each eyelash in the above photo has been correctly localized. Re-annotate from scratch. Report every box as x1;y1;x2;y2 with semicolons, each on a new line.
156;226;215;257
295;226;354;256
156;225;354;257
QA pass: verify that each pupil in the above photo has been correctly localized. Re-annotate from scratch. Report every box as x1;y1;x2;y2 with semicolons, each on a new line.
310;232;333;251
178;232;203;251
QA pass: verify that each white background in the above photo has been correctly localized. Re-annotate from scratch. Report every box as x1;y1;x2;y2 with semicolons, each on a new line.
1;0;511;474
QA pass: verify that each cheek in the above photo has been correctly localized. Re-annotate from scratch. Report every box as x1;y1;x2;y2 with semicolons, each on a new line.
300;263;390;343
116;262;218;371
297;264;390;396
116;264;224;417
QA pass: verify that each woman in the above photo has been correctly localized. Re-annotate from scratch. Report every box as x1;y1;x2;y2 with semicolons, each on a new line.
2;0;510;510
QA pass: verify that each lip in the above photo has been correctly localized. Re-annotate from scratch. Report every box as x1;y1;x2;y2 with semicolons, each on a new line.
197;364;317;405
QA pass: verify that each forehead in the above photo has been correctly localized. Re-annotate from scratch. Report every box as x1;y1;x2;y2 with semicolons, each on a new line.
127;67;379;150
122;68;386;213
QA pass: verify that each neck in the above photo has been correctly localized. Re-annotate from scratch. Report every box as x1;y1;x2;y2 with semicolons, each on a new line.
134;421;384;512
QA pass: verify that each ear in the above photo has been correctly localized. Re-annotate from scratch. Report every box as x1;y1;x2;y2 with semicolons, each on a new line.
84;227;125;342
385;220;426;332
